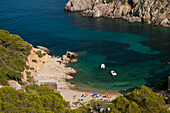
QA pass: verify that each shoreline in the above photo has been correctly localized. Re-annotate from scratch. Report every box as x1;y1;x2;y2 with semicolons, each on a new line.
59;86;121;108
27;47;122;106
68;86;122;95
64;0;170;28
67;82;123;95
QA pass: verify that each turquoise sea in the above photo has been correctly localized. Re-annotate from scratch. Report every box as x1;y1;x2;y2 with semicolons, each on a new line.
0;0;170;93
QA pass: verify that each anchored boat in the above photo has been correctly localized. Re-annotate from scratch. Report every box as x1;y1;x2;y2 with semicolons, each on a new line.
111;71;117;76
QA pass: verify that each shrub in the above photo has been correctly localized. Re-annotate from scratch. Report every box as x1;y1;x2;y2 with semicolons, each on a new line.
35;51;44;58
32;59;37;63
26;71;31;76
106;0;110;3
26;65;30;70
167;98;170;104
30;67;34;70
18;80;24;85
160;8;165;13
154;74;169;90
156;6;159;9
159;0;164;2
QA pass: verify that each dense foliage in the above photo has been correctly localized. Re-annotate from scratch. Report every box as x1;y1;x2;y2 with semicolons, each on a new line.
160;8;165;13
0;30;32;85
90;86;169;113
154;73;170;91
0;85;71;113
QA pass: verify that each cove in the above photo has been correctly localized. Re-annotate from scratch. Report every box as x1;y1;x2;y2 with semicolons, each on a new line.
0;0;170;92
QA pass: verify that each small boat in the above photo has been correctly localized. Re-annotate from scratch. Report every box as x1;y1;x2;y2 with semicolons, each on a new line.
100;64;105;69
111;71;117;76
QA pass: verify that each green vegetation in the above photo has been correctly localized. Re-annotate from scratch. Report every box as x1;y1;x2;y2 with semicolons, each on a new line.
0;85;168;112
32;59;37;63
35;50;44;58
160;8;165;13
0;85;71;113
0;30;168;113
165;4;169;7
159;0;164;3
0;30;32;85
106;0;110;3
30;67;34;70
26;71;31;76
154;74;169;91
156;6;159;9
167;98;170;104
89;86;168;113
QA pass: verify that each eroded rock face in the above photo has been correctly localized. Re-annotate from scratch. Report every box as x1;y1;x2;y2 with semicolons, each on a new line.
128;16;142;22
62;55;70;64
37;46;51;53
66;51;79;58
64;0;94;11
65;0;170;27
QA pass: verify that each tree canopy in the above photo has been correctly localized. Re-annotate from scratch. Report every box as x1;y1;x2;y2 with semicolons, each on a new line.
0;85;71;113
0;30;32;85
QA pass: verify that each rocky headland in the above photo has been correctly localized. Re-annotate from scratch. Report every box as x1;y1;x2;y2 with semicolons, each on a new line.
64;0;170;27
22;47;77;88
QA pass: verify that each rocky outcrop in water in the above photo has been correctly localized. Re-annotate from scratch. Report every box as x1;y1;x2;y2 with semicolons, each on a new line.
64;0;170;27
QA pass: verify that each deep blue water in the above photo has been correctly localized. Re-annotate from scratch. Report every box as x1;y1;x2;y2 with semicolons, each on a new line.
0;0;170;92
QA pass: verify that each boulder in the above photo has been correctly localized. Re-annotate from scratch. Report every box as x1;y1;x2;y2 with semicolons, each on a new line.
65;0;93;11
143;11;151;23
70;59;78;63
93;10;102;17
128;16;142;22
66;75;74;80
66;51;79;58
8;80;22;90
64;0;71;10
160;18;169;25
82;10;94;16
37;46;51;53
62;55;70;64
153;14;165;25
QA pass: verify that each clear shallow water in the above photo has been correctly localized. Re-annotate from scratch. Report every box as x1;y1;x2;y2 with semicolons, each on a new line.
0;0;170;93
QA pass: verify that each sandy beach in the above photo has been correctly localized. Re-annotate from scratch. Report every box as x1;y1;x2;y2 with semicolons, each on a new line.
59;87;121;108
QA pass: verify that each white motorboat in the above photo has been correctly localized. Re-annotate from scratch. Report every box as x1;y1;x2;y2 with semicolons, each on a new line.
111;71;117;76
100;64;105;69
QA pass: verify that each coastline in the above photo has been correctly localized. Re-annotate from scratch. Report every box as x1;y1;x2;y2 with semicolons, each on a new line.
59;87;121;108
26;46;122;106
64;0;170;28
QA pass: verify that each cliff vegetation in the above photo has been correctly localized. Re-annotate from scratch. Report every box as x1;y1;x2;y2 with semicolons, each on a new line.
0;30;32;85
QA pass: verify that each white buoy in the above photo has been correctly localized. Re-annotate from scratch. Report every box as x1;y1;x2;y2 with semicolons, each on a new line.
100;64;105;69
111;71;117;76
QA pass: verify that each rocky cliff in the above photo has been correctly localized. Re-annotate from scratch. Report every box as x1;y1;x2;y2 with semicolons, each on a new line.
64;0;170;27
